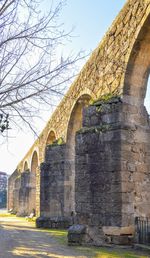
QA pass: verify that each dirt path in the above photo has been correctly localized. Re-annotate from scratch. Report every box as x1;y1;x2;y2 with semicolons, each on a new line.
0;216;149;258
0;217;87;258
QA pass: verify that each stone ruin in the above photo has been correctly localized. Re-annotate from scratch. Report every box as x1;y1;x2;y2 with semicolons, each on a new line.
8;0;150;245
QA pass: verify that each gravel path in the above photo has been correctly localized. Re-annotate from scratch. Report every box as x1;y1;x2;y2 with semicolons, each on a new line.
0;216;149;258
0;217;88;258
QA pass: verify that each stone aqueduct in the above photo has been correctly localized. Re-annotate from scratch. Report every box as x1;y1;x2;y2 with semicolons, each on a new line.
8;0;150;245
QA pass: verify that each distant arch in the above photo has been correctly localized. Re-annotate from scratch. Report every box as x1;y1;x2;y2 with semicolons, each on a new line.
46;130;56;145
64;94;92;215
28;150;38;214
31;151;38;173
67;94;92;143
23;161;29;171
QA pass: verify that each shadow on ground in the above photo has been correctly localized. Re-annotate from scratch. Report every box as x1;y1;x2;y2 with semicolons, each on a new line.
0;217;87;258
0;216;149;258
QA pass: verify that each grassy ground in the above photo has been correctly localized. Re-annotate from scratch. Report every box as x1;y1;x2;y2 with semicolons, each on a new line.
0;213;149;258
42;229;149;258
0;213;16;217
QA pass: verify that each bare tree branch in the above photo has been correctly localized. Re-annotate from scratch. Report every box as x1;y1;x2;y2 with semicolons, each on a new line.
0;0;86;135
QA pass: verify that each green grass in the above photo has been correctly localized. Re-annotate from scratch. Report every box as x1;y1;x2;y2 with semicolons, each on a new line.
41;228;68;245
0;213;16;217
43;229;149;258
76;246;149;258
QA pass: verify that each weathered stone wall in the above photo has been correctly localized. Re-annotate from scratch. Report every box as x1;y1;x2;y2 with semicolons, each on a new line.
36;144;74;228
8;0;150;243
8;170;36;215
8;170;19;212
40;144;66;217
120;103;150;222
18;171;30;216
74;98;150;245
75;100;123;245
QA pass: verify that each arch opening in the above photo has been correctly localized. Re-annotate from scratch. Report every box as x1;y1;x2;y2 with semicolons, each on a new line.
24;161;29;172
124;14;150;102
64;94;92;215
29;151;38;214
31;151;38;173
67;94;91;144
123;14;150;220
46;130;56;145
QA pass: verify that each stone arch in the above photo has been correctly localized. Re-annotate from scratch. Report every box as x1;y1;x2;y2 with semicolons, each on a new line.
46;130;56;145
123;14;150;102
28;150;39;214
44;130;57;161
23;161;29;172
122;14;150;219
31;151;38;173
67;94;91;143
64;94;92;215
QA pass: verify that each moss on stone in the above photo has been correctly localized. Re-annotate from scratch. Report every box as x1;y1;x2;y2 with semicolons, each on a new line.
47;137;65;147
16;175;21;179
77;124;111;134
91;93;121;107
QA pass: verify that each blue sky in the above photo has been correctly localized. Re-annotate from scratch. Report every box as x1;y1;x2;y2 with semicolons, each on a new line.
59;0;125;50
0;0;149;175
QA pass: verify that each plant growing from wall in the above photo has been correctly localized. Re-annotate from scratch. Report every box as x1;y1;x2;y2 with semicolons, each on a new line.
48;137;64;147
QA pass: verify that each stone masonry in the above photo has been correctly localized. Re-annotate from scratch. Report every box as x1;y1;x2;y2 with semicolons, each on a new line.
74;98;150;245
8;0;150;245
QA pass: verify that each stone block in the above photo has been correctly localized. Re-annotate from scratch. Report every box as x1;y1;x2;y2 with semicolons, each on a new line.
111;235;132;245
36;216;71;229
68;224;86;245
103;226;135;236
